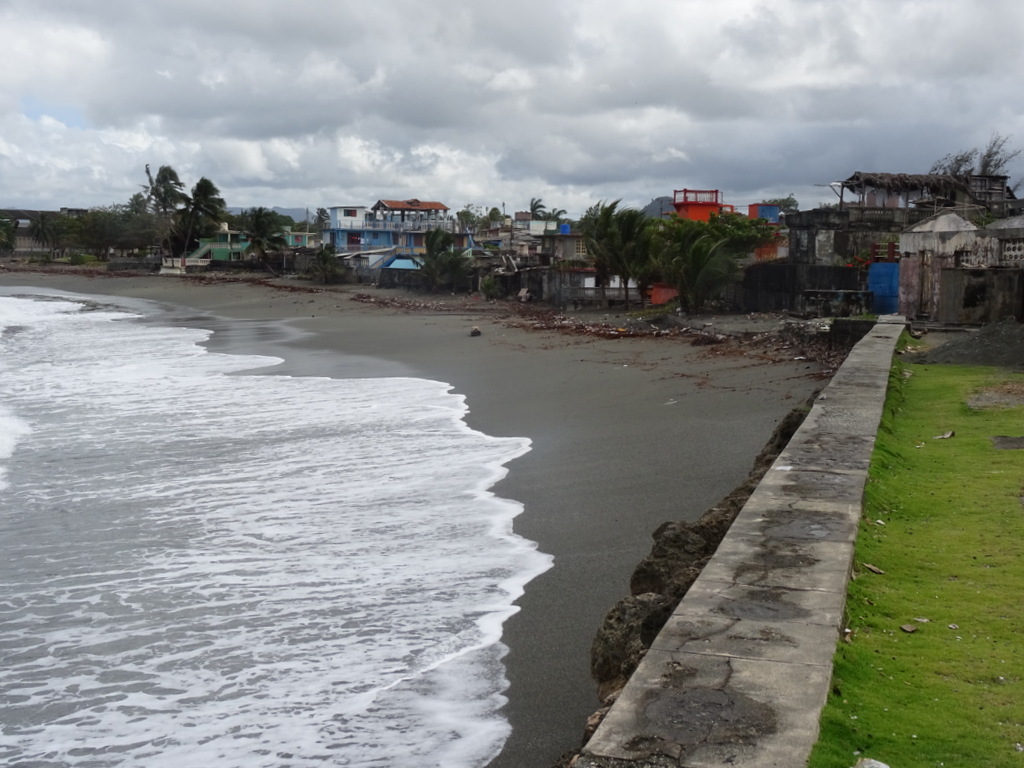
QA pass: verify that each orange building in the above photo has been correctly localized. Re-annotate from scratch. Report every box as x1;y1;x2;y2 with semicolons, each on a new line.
671;189;735;221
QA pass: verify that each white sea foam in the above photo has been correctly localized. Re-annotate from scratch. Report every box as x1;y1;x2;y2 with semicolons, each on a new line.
0;291;551;767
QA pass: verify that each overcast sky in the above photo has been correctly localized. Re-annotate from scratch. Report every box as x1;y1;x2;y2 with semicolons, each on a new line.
3;0;1023;218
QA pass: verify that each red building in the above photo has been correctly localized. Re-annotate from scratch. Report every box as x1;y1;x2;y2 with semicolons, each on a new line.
671;189;735;221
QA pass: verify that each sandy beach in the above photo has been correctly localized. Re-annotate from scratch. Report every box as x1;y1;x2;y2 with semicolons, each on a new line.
0;270;825;767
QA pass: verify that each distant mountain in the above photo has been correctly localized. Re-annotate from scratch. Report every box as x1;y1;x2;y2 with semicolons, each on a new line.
642;196;674;218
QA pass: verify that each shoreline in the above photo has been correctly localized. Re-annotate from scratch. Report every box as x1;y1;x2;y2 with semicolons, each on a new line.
0;271;826;767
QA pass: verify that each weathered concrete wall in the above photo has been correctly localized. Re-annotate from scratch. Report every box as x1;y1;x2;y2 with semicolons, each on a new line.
577;317;905;768
937;268;1024;324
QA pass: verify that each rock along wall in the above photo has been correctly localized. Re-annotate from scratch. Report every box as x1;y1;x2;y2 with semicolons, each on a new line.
576;317;905;768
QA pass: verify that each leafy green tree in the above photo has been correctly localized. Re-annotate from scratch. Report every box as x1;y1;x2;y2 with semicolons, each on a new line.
703;212;780;252
529;197;547;219
760;194;799;214
486;206;502;224
116;206;157;254
76;207;124;258
479;275;500;299
456;204;483;231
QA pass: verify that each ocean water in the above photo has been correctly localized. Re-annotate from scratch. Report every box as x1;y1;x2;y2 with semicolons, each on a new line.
0;289;551;768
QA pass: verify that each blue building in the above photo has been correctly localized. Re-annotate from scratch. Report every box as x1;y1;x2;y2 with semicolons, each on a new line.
324;200;455;263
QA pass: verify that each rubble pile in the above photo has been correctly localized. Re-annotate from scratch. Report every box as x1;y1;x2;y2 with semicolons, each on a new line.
349;292;503;314
914;317;1024;370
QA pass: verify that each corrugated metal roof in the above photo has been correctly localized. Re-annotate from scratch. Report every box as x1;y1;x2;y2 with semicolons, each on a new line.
373;199;449;212
383;257;420;270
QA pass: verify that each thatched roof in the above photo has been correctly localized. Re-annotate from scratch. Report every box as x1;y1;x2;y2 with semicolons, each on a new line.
841;172;970;198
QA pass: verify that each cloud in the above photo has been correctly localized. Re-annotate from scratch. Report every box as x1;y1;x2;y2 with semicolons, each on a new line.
1;0;1023;216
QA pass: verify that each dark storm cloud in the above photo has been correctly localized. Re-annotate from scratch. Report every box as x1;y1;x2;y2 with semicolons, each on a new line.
2;0;1023;215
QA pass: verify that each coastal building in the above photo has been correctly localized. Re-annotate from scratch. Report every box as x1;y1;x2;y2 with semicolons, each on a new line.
671;189;735;222
160;223;315;273
898;210;1024;323
323;199;469;281
0;209;48;253
787;171;1019;266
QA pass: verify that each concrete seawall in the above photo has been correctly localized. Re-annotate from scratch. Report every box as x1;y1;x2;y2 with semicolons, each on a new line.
578;316;905;768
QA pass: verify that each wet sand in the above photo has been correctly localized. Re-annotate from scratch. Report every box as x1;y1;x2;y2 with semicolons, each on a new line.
0;271;824;767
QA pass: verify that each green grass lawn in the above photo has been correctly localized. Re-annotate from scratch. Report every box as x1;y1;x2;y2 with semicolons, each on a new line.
808;359;1024;768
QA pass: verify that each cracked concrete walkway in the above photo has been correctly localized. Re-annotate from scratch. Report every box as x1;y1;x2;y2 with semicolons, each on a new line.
577;316;905;768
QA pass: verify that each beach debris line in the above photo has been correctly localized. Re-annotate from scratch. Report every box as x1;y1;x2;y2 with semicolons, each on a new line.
346;291;853;372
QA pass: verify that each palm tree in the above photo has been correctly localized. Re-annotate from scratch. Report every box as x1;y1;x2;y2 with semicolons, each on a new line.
443;249;473;292
580;200;620;307
654;218;745;313
545;207;568;225
127;192;149;216
172;177;226;259
144;164;185;215
0;215;16;252
418;228;459;291
308;243;339;284
27;211;61;256
315;207;330;231
583;204;653;310
529;197;547;220
611;208;656;310
242;206;288;273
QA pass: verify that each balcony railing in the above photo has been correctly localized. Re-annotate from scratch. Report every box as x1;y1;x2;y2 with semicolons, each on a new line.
331;218;454;232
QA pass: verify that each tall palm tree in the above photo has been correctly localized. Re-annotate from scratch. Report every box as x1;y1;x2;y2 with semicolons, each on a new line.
127;192;149;216
580;200;621;307
418;228;458;291
315;207;330;231
242;206;288;273
611;208;656;310
173;177;226;259
27;211;61;255
545;207;568;224
0;215;16;252
586;206;653;310
144;165;186;254
529;197;547;220
144;164;185;219
654;218;745;313
308;243;339;284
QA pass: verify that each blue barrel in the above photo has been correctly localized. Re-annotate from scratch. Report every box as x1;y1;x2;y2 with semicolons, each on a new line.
867;262;899;314
559;223;570;234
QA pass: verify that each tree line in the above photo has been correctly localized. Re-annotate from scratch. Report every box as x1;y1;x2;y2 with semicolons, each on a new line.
2;165;320;264
577;201;778;312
